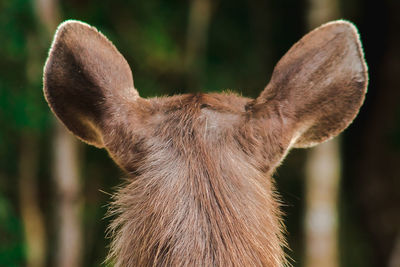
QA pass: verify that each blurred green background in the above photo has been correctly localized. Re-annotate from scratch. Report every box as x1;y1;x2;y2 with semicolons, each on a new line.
0;0;399;266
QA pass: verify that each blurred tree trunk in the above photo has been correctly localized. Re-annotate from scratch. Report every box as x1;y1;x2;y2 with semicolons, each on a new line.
304;0;340;267
18;134;46;267
305;139;340;267
33;0;84;266
52;122;83;267
185;0;213;91
18;0;58;265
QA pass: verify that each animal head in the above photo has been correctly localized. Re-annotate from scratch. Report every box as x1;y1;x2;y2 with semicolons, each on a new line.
43;20;367;266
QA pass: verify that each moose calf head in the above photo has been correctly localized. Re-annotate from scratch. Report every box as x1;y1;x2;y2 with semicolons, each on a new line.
43;20;368;266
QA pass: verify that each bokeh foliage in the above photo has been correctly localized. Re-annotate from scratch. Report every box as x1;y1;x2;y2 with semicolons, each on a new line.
0;0;399;266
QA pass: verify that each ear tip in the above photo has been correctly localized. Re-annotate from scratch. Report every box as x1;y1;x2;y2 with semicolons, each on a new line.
318;19;369;80
322;19;358;30
55;19;114;45
46;20;93;57
317;20;369;97
51;20;99;47
318;20;363;44
56;19;94;34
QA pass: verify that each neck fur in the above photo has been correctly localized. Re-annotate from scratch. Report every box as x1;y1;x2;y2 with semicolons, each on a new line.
107;119;287;266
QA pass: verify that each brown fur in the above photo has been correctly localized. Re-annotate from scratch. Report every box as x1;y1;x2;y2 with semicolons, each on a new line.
43;20;368;266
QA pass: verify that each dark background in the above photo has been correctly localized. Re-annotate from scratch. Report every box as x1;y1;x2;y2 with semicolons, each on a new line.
0;0;399;266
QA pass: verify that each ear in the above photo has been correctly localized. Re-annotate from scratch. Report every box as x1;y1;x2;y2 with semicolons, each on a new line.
43;20;139;148
252;20;368;148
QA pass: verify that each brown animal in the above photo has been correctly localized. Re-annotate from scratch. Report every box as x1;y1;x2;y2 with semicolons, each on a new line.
43;19;368;266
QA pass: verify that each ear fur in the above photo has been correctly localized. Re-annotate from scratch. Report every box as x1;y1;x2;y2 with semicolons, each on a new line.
43;20;138;147
253;20;368;148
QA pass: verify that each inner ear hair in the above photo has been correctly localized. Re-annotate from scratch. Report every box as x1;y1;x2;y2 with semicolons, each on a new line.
43;20;139;148
254;20;368;148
